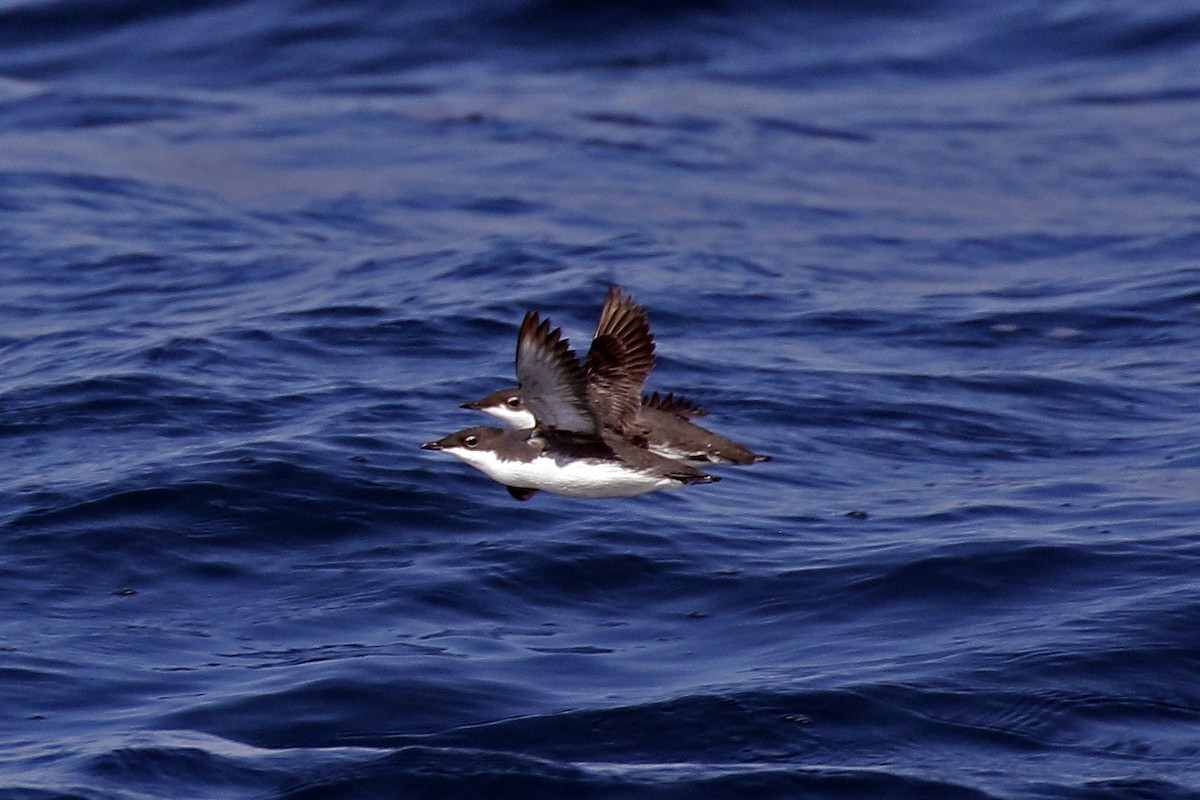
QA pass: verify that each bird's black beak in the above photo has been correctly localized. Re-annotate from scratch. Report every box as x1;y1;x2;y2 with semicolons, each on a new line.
421;441;443;450
459;401;479;410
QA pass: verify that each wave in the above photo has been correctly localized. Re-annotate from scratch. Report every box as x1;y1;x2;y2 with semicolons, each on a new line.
2;0;1199;88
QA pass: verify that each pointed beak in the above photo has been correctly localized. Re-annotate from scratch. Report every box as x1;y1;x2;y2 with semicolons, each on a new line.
459;401;481;410
421;440;443;450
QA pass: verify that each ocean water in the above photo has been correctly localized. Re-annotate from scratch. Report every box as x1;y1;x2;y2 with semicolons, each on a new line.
3;1;1200;798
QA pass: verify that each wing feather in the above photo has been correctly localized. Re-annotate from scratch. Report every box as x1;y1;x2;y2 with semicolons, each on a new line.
583;286;656;439
641;390;708;419
515;312;599;435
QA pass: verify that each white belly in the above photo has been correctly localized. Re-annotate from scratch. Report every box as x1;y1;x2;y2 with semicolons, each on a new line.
449;448;679;499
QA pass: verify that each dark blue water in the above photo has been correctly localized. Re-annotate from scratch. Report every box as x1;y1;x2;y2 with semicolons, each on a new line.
4;1;1200;797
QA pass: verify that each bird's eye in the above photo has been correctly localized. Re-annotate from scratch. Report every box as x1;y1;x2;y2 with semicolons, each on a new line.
464;435;479;448
505;396;521;408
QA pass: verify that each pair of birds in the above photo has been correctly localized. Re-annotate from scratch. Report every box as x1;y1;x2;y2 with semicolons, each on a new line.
423;287;769;500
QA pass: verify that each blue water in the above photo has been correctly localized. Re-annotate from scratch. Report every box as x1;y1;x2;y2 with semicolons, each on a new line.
3;1;1200;797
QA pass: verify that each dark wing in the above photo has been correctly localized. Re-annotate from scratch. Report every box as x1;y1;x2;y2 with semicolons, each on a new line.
583;286;656;439
603;432;720;486
515;311;600;436
641;391;708;419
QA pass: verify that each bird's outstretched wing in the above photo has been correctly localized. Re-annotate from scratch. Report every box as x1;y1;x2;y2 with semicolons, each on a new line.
583;286;655;440
515;311;600;436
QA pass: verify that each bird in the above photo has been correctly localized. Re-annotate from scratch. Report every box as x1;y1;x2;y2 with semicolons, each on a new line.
423;308;719;500
460;287;769;465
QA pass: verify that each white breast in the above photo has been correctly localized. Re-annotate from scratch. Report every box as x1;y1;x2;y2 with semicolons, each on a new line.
479;405;538;429
447;447;679;499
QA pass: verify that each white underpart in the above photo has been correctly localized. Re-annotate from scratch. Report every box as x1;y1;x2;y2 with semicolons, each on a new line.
444;446;680;498
648;443;707;463
479;405;537;429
